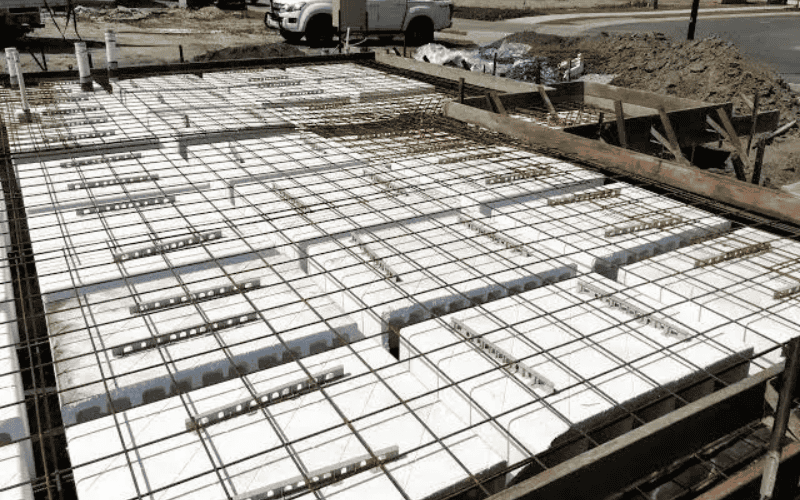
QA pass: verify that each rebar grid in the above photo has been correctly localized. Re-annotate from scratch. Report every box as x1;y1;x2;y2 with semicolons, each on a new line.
509;101;607;129
0;60;798;500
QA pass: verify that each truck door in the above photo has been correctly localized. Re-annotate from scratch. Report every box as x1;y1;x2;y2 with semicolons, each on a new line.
366;0;406;31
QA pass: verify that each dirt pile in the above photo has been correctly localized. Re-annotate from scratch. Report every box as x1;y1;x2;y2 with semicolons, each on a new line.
505;31;800;122
192;43;306;62
74;5;162;22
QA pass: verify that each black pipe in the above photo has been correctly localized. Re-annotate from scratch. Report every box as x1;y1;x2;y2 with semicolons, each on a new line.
687;0;700;40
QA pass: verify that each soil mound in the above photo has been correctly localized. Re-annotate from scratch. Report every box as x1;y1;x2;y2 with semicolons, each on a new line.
192;43;306;62
505;31;800;121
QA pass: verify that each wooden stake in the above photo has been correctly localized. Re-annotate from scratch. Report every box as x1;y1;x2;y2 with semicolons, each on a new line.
614;100;627;149
747;93;760;152
657;106;682;153
715;107;752;181
597;112;605;139
489;92;507;116
484;93;495;113
537;86;558;117
752;142;766;185
650;126;690;166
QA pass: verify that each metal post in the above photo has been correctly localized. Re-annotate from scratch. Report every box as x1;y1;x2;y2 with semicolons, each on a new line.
493;53;497;76
5;48;18;87
75;42;93;92
40;46;47;72
403;36;407;57
687;0;700;40
760;337;800;499
179;45;184;63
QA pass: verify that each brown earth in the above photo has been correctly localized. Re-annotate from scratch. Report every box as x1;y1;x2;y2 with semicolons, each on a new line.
500;31;800;187
191;43;305;61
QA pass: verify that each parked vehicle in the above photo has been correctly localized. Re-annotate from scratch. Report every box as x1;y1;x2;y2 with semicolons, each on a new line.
264;0;453;46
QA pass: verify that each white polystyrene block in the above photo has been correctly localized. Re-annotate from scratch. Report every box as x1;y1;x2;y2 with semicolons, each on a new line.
0;442;34;500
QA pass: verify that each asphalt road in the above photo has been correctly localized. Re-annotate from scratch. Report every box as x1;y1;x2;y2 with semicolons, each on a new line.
584;14;800;83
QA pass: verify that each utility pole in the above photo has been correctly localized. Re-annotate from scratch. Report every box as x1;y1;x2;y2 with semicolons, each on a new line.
687;0;701;39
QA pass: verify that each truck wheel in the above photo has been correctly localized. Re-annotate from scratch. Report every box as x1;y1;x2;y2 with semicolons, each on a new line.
305;14;333;47
280;29;304;44
405;17;433;46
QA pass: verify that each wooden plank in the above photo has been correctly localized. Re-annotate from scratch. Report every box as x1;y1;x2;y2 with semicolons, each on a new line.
482;362;781;500
463;86;585;113
650;126;690;166
739;92;754;111
747;93;760;151
444;101;800;225
489;92;507;116
374;51;552;94
717;107;752;168
583;81;709;112
584;95;655;118
538;86;559;116
708;111;749;182
484;93;496;113
565;103;747;153
614;100;627;149
658;106;683;155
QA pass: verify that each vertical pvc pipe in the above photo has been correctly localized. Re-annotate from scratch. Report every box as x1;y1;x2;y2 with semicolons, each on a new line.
75;42;93;92
5;48;18;87
105;30;118;80
10;49;32;123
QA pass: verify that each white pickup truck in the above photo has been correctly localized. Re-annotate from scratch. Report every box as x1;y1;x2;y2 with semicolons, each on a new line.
264;0;453;46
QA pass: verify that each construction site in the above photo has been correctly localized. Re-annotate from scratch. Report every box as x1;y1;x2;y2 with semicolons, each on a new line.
2;2;800;500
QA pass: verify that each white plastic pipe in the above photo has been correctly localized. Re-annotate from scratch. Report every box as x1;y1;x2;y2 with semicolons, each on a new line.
74;42;92;90
5;48;18;87
104;30;118;71
10;49;30;115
